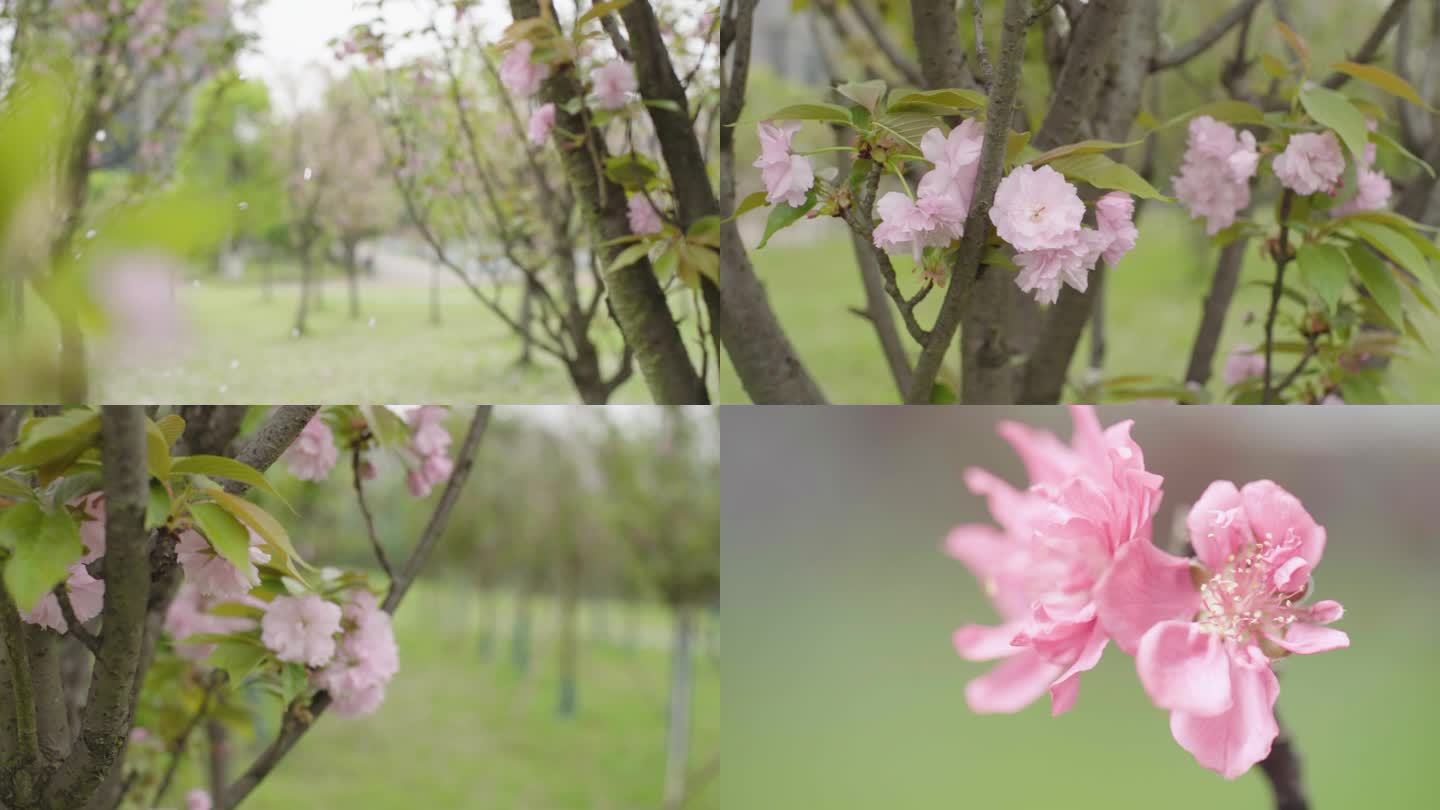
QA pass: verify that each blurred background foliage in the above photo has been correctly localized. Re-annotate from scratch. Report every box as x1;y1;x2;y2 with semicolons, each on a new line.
722;405;1439;808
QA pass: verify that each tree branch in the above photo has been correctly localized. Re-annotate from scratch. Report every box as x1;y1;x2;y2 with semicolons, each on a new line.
227;406;321;492
0;571;40;767
151;670;224;807
1150;0;1262;72
1321;0;1411;89
1262;190;1296;403
904;0;1030;403
218;407;494;810
350;439;394;583
53;585;99;655
814;0;925;87
45;406;152;808
1258;714;1309;810
1184;239;1250;386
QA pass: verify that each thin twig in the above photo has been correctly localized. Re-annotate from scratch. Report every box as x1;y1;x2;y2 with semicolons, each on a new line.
1258;714;1309;810
151;671;225;807
1321;0;1411;89
350;437;394;583
1151;0;1262;71
1263;191;1296;403
972;1;993;89
53;585;100;655
1272;336;1319;400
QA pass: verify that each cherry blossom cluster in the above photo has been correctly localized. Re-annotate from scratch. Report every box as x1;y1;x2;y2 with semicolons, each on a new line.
404;405;455;497
260;589;399;716
1174;116;1392;234
949;407;1347;778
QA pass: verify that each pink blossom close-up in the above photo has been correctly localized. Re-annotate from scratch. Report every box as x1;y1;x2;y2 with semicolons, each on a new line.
916;122;984;214
989;165;1086;253
527;102;555;146
948;406;1164;716
1105;480;1347;778
285;416;339;481
591;60;637;110
1272;131;1346;196
1172;116;1259;235
1094;191;1139;266
499;39;548;98
1013;228;1110;305
752;121;815;207
1333;140;1393;216
871;191;966;261
627;194;663;236
261;594;344;667
176;527;271;601
313;591;401;717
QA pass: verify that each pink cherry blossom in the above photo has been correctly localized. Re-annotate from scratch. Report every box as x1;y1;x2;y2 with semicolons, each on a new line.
752;121;815;207
186;788;213;810
1094;192;1138;266
990;165;1086;252
1333;137;1392;216
949;407;1163;716
1222;343;1266;386
916;122;983;214
1173;116;1259;235
261;594;343;667
1105;480;1345;778
627;194;663;235
164;583;258;661
527;103;555;146
405;406;454;497
1013;228;1109;305
499;40;548;98
177;528;271;601
591;60;636;110
284;416;338;481
21;565;105;634
313;591;400;717
1273;131;1345;196
871;191;965;261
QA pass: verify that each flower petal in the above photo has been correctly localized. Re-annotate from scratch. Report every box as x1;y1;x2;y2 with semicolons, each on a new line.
953;622;1025;661
1094;538;1201;654
1186;480;1248;571
1240;479;1326;565
1136;621;1233;717
1269;622;1350;655
1047;623;1108;717
964;649;1064;715
1168;645;1279;779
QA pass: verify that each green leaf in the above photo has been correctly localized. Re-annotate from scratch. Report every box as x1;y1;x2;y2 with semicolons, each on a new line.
171;455;283;500
1340;371;1386;403
1372;129;1436;178
1331;61;1433;110
756;190;817;249
0;476;32;500
205;637;267;685
602;152;660;191
146;483;172;531
929;382;958;404
835;79;887;112
761;103;852;125
885;88;986;115
1047;153;1168;199
605;241;653;274
1030;138;1142;166
155;414;186;449
205;488;310;580
49;472;102;511
0;410;102;470
1;502;83;612
1004;131;1032;167
1296;242;1350;312
189;502;254;575
870;112;943;149
1298;84;1369;161
1157;99;1267;129
729;190;769;221
1346;220;1432;282
145;419;171;480
1347;244;1405;329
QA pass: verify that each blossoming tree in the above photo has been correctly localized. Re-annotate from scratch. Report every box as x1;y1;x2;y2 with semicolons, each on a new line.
726;0;1438;404
0;404;491;810
948;406;1346;808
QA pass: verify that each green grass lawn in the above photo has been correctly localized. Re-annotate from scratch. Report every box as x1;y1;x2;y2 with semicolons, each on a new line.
14;277;708;403
171;584;719;810
722;209;1440;403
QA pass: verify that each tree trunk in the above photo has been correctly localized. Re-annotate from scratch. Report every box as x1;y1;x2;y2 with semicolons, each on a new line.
293;248;312;337
344;239;360;320
662;607;696;810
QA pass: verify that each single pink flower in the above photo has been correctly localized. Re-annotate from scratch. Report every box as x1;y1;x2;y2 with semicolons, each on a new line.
1094;192;1138;266
1173;116;1259;235
916;122;983;214
871;191;965;261
1333;164;1392;216
591;60;636;110
314;591;400;716
1103;480;1346;778
755;120;800;163
527;102;555;146
1222;343;1266;386
627;194;663;235
989;165;1086;252
177;528;270;601
186;788;213;810
261;594;343;667
499;40;548;98
752;122;815;207
284;416;338;481
1273;131;1345;196
949;407;1163;716
1013;228;1109;305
